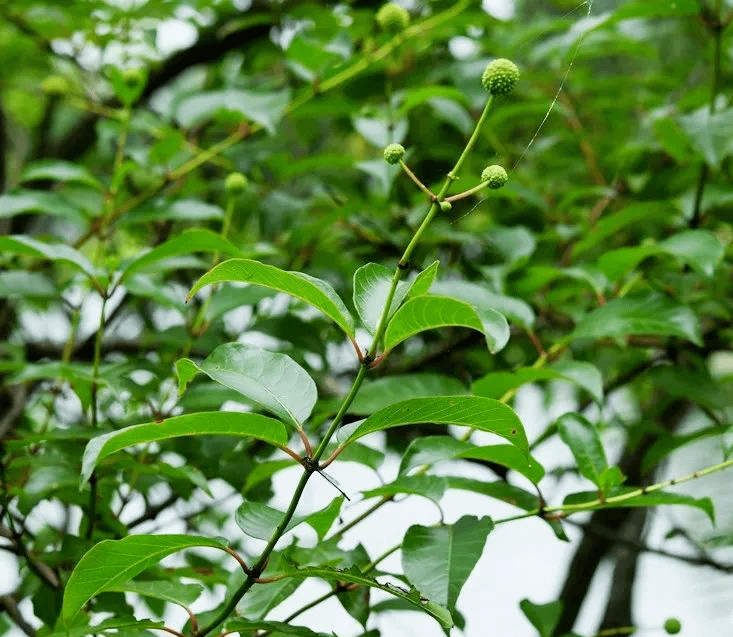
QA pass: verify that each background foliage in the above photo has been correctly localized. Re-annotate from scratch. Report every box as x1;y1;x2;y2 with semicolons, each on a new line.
0;0;732;636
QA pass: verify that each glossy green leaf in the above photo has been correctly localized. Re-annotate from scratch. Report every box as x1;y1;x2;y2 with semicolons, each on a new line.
119;229;245;282
348;373;468;416
402;515;494;609
519;599;563;637
0;235;97;279
188;259;355;337
344;396;528;452
352;262;410;333
556;413;608;487
224;619;330;637
176;343;317;428
274;566;453;629
572;294;702;346
384;295;509;354
404;260;440;300
62;535;227;623
362;475;448;503
45;619;165;637
81;412;288;485
458;445;545;484
20;160;100;188
0;191;88;222
106;580;204;608
235;497;344;541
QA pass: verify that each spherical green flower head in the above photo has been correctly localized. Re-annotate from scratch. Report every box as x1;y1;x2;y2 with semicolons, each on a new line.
383;143;405;165
481;58;519;95
664;619;681;635
481;165;508;189
376;3;410;33
225;172;248;194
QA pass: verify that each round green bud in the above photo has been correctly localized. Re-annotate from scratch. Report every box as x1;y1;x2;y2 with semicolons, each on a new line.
481;58;519;95
376;3;410;33
225;172;248;194
664;619;681;635
383;143;405;165
439;200;452;212
481;165;508;189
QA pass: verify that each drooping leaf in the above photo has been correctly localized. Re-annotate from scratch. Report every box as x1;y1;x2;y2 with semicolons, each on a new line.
187;259;355;337
362;475;448;503
0;235;97;279
0;271;57;299
119;229;245;282
402;516;494;609
81;412;289;485
62;535;228;623
343;396;528;453
572;294;702;346
384;295;509;354
556;413;609;488
0;191;88;223
223;619;331;637
20;160;101;188
44;619;165;637
106;580;204;609
176;343;317;428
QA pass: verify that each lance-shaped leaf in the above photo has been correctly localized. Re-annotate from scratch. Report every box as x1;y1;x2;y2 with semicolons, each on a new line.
0;235;97;279
176;344;317;429
187;259;354;337
556;413;608;487
353;263;410;333
343;396;528;453
62;535;228;623
106;580;204;609
272;565;452;629
384;296;509;354
563;489;715;521
572;294;702;346
402;515;494;610
119;229;244;282
81;412;288;486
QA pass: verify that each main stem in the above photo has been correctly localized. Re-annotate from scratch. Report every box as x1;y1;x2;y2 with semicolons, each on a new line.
196;92;495;637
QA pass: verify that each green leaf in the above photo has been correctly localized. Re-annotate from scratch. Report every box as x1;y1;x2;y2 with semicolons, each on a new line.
20;160;101;188
402;515;494;609
519;599;563;637
352;263;410;333
344;396;528;453
405;260;440;301
273;566;453;629
0;191;88;222
572;294;702;346
0;235;97;279
81;412;288;485
175;88;291;134
556;413;609;487
126;198;224;224
176;343;317;428
106;580;203;608
223;619;331;637
45;618;165;637
62;535;227;623
362;475;448;503
188;259;355;337
563;489;715;522
678;106;733;169
457;445;545;484
119;229;245;282
430;280;535;329
384;295;509;354
235;497;344;541
348;373;468;416
0;271;57;299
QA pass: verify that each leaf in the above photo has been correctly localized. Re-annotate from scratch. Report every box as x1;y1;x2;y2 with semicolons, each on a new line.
176;343;317;428
384;295;509;354
20;160;101;188
556;413;609;487
344;396;528;453
362;475;448;503
457;445;545;484
402;516;494;609
106;580;203;608
81;412;288;485
119;229;245;282
519;599;563;637
126;198;224;224
175;88;291;135
404;260;440;301
273;565;452;629
563;489;715;522
0;191;88;222
187;259;355;337
347;373;468;416
572;294;702;346
223;619;331;637
678;106;733;169
235;497;344;541
0;235;97;279
0;271;57;299
430;280;535;329
44;619;165;637
62;535;227;623
352;263;410;333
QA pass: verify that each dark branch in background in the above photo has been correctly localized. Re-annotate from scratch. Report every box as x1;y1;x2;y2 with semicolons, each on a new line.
0;593;36;637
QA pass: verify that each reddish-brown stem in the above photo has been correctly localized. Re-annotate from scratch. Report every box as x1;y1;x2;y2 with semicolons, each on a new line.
297;429;313;457
350;337;365;362
185;608;198;636
153;627;185;637
319;445;345;470
222;546;250;575
277;445;303;464
398;160;436;199
527;330;545;357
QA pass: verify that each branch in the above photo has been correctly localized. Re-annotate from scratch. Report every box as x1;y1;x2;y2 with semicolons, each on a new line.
0;593;36;637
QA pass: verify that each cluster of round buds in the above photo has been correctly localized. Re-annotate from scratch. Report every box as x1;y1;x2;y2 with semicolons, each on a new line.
481;58;519;96
481;165;508;189
664;619;681;635
376;3;410;32
225;172;248;194
383;143;406;165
